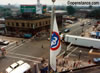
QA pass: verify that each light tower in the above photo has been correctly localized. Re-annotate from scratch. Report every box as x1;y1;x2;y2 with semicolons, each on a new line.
37;0;40;5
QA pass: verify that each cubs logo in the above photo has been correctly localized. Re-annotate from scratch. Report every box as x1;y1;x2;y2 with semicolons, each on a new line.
51;32;60;51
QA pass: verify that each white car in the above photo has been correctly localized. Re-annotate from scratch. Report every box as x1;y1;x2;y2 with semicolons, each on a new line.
6;60;31;73
3;41;9;45
0;40;9;45
6;60;24;73
65;20;74;24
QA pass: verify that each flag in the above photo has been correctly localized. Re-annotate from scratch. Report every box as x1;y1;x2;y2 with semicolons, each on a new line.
50;15;61;71
36;4;42;14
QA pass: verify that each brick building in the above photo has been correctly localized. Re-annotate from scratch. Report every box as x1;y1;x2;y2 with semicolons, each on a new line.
5;15;50;37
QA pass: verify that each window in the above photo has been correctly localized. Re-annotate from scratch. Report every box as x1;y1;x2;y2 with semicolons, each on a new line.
39;22;41;26
49;20;50;24
35;23;37;27
16;22;19;26
27;23;29;27
46;21;48;24
12;22;14;26
7;22;10;26
22;23;25;27
43;22;45;25
31;23;33;27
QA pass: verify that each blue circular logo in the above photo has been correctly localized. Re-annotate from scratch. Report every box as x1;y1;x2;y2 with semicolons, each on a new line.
51;32;60;51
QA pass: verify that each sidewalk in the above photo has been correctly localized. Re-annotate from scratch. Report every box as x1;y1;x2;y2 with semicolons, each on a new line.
82;25;97;38
0;35;26;42
56;56;95;72
82;26;93;37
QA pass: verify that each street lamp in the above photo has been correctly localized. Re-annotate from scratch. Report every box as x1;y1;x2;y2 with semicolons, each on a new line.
81;23;84;33
64;36;69;57
79;50;82;61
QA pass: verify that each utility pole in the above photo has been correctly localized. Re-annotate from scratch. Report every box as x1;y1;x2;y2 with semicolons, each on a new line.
49;0;56;73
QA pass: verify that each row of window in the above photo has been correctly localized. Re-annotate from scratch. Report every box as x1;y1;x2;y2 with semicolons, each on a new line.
6;20;50;28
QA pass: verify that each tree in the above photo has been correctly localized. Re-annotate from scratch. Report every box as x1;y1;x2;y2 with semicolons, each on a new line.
89;5;93;9
66;6;76;15
87;8;100;19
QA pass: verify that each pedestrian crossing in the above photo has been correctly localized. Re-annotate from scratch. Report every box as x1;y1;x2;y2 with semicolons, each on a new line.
7;52;42;63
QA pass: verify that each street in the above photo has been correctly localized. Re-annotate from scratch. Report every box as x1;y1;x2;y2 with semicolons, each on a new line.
65;19;97;35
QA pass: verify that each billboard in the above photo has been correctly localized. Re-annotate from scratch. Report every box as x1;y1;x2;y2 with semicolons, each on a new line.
20;5;36;13
42;5;47;13
20;5;46;14
36;4;42;14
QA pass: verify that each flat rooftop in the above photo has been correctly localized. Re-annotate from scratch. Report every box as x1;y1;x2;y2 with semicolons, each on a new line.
5;15;50;20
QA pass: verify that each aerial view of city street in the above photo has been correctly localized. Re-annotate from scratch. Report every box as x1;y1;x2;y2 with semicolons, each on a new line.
0;0;100;73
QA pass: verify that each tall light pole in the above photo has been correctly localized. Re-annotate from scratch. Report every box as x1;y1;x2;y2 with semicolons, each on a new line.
79;50;82;61
37;0;40;4
82;23;84;33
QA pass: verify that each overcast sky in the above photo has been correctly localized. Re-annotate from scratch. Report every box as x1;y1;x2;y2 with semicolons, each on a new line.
0;0;100;5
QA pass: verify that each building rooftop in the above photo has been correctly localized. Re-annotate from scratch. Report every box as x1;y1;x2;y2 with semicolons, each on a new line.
79;9;93;12
48;10;67;14
5;15;50;20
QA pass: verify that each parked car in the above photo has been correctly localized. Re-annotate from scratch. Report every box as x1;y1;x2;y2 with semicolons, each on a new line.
59;31;62;35
3;41;9;45
80;23;84;26
63;28;70;33
65;20;74;24
87;21;91;25
93;58;100;64
0;40;9;45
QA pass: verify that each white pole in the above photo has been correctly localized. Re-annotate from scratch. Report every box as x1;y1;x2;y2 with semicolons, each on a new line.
49;0;56;72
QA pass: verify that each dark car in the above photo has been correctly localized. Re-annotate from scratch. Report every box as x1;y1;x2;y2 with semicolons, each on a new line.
63;28;70;33
87;21;91;25
80;23;84;26
88;22;91;25
59;31;62;35
93;58;100;64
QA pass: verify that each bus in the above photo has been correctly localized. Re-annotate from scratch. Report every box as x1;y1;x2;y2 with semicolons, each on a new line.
64;34;100;49
6;60;31;73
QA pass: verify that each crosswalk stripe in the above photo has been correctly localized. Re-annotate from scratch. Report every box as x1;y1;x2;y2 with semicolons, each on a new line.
7;55;41;63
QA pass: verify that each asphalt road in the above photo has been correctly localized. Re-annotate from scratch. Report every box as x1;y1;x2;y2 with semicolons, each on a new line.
65;19;97;35
7;40;49;58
